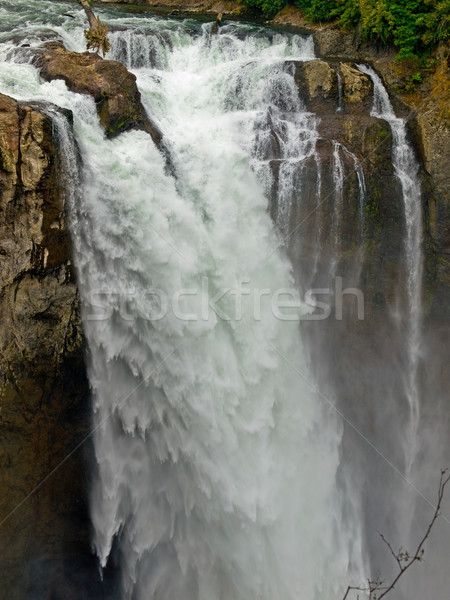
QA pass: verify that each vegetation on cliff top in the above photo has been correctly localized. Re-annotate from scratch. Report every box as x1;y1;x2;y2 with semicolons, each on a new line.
243;0;450;59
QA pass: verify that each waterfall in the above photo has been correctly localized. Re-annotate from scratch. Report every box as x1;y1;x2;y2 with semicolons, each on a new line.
248;72;319;238
340;145;366;231
358;65;423;468
82;26;358;600
304;149;324;290
2;1;446;599
0;5;367;597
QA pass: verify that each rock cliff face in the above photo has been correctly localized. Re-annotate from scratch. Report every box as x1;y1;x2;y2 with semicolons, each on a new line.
279;59;404;316
0;94;110;599
271;5;450;314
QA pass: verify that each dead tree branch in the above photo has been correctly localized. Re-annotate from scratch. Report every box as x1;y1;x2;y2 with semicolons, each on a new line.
78;0;97;30
343;469;450;600
77;0;110;56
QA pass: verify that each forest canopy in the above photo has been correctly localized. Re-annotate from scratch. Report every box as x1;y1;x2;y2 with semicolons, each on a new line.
242;0;450;59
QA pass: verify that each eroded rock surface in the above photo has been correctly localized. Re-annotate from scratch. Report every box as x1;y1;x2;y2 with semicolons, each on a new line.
292;59;337;110
339;62;372;104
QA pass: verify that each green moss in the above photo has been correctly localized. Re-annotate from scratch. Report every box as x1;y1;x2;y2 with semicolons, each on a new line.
365;200;380;219
401;71;424;92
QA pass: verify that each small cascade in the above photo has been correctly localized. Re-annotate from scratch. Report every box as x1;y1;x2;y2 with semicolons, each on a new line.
249;99;319;237
330;141;345;275
306;150;324;290
340;145;366;237
108;30;169;69
336;67;343;113
358;64;423;468
41;105;79;190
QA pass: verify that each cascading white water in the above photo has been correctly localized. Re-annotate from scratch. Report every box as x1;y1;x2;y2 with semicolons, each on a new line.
332;141;345;258
302;149;324;290
84;25;361;600
340;145;366;230
2;2;448;598
0;2;366;597
245;62;319;237
358;65;423;468
326;142;366;283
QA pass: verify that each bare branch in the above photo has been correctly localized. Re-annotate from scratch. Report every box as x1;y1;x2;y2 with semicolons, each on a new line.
343;469;450;600
379;533;402;570
78;0;97;30
343;585;367;600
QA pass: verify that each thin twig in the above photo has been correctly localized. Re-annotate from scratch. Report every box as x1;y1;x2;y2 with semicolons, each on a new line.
379;533;402;570
343;469;450;600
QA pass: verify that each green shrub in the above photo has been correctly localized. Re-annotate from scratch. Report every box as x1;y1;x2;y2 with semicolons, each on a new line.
419;0;450;47
239;0;450;59
242;0;288;17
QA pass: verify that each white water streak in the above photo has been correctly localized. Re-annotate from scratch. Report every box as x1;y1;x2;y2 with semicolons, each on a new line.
358;64;423;468
341;145;366;236
336;68;343;113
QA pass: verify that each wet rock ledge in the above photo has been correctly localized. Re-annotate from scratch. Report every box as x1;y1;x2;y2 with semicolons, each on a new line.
33;40;163;144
